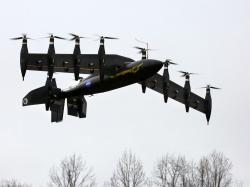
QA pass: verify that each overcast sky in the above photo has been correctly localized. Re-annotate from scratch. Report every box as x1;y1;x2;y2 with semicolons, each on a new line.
0;0;250;186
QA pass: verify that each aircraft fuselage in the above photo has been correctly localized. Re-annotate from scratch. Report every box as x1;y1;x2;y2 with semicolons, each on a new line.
62;59;163;97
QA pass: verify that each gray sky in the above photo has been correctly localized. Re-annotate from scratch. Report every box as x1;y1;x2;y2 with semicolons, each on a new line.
0;0;250;186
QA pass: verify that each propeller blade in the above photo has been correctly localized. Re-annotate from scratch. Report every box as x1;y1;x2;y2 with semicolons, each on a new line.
165;59;177;65
104;36;119;40
179;71;197;75
54;36;66;40
134;46;145;50
210;86;221;90
200;85;221;90
179;71;187;74
10;37;23;40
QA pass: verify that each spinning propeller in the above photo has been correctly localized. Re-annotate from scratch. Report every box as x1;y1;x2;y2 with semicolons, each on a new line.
179;71;197;77
163;59;177;67
135;38;150;59
134;46;153;54
10;34;32;40
42;33;66;40
68;33;87;41
201;84;221;90
97;35;119;40
94;35;119;41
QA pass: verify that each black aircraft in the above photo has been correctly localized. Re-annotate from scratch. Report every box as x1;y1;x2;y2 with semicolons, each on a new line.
12;34;218;123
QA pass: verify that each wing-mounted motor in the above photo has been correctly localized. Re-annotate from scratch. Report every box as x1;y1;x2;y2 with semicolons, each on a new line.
179;71;196;112
22;78;65;122
203;85;220;123
97;36;119;82
10;34;31;80
69;34;88;80
162;59;177;103
134;39;152;94
67;96;87;118
134;46;147;93
46;34;66;80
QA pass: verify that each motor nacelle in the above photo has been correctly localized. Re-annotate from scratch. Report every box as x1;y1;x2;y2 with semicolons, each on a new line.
20;42;28;81
205;88;212;123
73;56;81;81
162;60;176;103
183;75;191;112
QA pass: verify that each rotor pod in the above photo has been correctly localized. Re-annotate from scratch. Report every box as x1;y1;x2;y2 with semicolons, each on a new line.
68;34;85;80
202;85;220;124
46;34;66;80
134;46;148;93
179;71;196;112
162;60;177;103
10;34;31;80
97;35;118;82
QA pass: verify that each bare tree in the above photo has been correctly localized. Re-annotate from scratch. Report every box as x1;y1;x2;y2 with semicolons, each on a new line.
48;154;96;187
0;179;31;187
153;155;170;187
108;150;146;187
208;151;232;187
154;155;189;187
195;151;233;187
197;157;210;187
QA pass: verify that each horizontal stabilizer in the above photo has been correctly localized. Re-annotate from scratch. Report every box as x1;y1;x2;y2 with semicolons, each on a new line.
23;86;49;106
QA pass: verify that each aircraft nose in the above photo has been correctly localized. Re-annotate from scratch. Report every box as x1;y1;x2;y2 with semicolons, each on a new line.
146;59;163;71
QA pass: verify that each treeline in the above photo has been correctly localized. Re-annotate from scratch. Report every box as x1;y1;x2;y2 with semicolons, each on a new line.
0;151;243;187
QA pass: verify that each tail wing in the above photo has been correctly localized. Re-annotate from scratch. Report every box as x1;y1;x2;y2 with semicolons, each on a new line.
23;78;65;122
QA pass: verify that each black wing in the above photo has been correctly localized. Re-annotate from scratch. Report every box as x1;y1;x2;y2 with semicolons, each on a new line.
143;73;206;114
26;54;134;74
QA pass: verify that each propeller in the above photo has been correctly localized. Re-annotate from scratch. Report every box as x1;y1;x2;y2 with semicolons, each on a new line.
68;33;88;41
134;46;153;53
179;71;197;77
163;59;178;66
201;84;221;90
41;33;67;40
94;34;119;40
10;33;32;40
